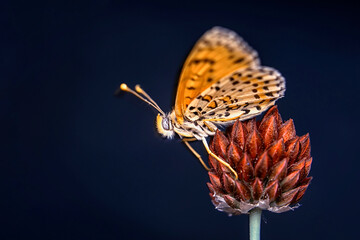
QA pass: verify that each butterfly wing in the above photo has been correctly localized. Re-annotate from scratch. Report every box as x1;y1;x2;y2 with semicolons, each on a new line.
185;67;285;123
174;26;260;123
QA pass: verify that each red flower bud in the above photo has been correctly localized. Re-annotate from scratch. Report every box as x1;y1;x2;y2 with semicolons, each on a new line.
207;106;312;215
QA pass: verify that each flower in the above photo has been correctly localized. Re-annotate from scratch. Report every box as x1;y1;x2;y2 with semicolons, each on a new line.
207;106;312;215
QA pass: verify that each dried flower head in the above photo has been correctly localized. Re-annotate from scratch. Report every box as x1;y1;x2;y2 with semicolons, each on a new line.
207;106;312;215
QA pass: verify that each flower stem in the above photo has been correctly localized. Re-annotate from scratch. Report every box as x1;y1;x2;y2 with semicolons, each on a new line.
249;208;262;240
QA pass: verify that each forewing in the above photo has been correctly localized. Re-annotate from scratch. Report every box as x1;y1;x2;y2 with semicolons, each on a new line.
185;67;285;122
174;26;260;122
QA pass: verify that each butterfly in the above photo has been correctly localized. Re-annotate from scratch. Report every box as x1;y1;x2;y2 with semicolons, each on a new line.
119;27;285;179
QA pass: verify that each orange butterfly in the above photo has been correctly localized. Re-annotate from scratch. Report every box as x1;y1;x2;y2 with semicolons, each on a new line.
119;27;285;179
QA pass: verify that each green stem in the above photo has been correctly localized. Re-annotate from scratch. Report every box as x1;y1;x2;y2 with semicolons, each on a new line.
249;208;262;240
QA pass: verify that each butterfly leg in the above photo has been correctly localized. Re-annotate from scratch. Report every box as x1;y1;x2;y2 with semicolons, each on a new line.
201;138;238;180
203;121;216;132
183;140;210;171
184;137;198;142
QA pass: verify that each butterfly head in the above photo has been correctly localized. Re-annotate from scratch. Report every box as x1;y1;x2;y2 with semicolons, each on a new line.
120;83;175;138
156;113;175;139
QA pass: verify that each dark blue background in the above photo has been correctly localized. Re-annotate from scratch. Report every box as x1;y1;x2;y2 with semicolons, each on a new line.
1;0;359;239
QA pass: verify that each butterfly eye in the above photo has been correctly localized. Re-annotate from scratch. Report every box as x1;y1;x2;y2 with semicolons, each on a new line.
162;118;171;130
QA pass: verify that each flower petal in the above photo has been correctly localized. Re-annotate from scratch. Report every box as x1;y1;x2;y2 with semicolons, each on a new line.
254;151;270;180
277;188;300;206
246;124;263;159
291;178;312;204
222;172;236;193
227;142;242;168
285;137;300;165
238;153;254;183
259;115;278;147
281;170;300;192
279;119;296;143
269;158;288;182
268;139;285;166
212;130;229;158
234;181;251;202
261;106;282;127
208;172;223;192
252;178;264;200
230;120;247;150
265;180;280;202
299;134;311;160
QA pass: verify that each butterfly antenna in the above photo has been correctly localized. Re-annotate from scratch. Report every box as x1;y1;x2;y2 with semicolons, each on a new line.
134;85;164;114
120;83;165;115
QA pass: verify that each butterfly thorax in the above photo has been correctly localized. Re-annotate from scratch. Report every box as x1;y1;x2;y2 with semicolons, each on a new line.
156;111;216;140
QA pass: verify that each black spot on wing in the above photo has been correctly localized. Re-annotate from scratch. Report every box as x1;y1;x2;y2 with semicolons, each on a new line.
242;109;250;114
233;57;244;63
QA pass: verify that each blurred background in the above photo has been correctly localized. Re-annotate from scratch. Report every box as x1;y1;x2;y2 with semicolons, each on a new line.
1;0;359;239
